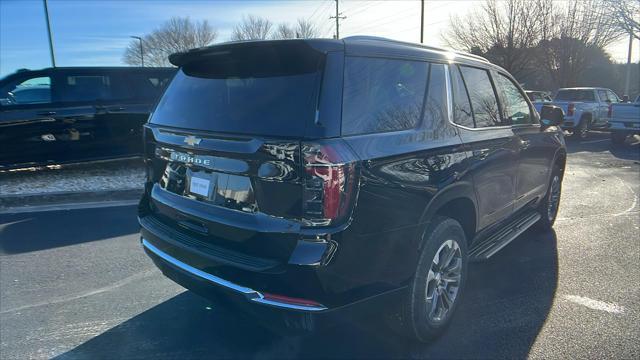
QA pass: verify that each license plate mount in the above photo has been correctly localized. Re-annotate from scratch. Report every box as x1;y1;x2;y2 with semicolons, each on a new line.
189;175;211;198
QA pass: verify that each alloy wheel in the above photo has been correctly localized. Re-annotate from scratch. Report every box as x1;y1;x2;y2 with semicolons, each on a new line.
547;175;561;222
425;239;462;323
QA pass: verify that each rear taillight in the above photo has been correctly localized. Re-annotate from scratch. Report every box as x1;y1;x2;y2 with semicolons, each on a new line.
567;103;575;116
607;103;613;118
302;141;359;227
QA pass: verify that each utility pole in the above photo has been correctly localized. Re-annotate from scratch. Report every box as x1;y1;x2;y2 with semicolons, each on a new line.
43;0;56;67
130;36;145;67
623;34;633;99
420;0;424;43
330;0;346;39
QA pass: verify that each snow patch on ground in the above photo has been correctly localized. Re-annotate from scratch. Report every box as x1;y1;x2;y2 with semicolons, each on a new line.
0;159;145;196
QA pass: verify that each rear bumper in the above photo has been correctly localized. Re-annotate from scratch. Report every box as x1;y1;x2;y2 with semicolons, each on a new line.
609;121;640;133
142;236;406;331
142;238;327;311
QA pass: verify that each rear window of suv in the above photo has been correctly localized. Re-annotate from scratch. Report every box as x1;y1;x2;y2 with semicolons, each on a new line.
150;46;323;137
555;90;595;102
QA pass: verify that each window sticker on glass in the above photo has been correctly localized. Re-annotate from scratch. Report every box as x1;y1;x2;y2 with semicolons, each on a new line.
189;176;211;197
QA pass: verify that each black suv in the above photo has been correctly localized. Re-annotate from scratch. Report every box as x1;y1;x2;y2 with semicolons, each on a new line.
0;67;175;170
139;37;566;341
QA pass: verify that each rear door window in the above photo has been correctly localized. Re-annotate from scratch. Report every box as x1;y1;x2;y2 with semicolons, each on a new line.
459;66;504;127
495;73;533;125
342;57;428;135
57;74;113;103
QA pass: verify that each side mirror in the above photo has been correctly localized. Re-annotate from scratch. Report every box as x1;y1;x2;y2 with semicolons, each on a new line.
540;104;564;127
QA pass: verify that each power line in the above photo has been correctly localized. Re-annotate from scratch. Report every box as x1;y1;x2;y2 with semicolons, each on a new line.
308;0;332;24
343;0;381;18
346;6;416;34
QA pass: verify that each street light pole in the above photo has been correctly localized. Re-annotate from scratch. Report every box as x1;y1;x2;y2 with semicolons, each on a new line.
130;36;144;67
623;34;633;99
43;0;56;67
420;0;424;43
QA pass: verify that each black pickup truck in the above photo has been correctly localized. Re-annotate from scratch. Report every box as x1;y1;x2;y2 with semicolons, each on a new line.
0;67;175;170
138;37;566;341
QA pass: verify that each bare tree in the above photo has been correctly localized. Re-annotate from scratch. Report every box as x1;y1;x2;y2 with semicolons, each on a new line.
123;17;217;67
271;19;321;39
442;0;550;78
443;0;627;88
230;15;273;41
604;0;640;40
535;0;626;87
273;23;296;39
295;19;320;38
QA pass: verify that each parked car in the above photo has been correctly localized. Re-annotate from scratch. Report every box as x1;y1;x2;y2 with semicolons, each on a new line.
550;87;620;139
0;67;176;170
609;94;640;144
138;37;566;341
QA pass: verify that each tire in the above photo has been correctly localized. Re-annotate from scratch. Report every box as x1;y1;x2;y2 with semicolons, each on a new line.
535;166;562;230
388;216;469;342
576;117;590;140
611;132;627;145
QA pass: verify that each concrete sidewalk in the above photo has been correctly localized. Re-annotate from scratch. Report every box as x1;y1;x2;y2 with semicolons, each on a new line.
0;158;145;212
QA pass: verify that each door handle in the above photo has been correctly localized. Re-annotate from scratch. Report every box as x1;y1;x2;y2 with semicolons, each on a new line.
37;111;56;116
519;139;530;150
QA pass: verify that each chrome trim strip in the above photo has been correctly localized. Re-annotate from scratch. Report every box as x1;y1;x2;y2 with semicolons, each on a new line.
142;239;327;312
142;239;257;296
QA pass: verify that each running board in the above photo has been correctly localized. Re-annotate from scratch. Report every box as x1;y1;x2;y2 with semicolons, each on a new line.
469;211;541;261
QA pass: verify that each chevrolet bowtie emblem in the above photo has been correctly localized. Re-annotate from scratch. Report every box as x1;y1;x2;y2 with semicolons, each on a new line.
184;136;202;146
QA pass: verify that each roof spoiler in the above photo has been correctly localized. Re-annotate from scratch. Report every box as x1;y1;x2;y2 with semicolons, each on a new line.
169;39;343;67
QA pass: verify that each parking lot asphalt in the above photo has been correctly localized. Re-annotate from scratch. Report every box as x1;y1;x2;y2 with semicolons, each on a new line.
1;132;638;359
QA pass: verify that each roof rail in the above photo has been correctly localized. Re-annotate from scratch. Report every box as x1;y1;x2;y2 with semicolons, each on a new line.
342;36;489;63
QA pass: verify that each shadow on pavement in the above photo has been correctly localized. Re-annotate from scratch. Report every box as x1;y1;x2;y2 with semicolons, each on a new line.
0;205;139;255
565;131;640;161
56;229;559;359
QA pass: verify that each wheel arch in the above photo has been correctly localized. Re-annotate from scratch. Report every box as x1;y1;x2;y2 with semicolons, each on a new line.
418;182;478;250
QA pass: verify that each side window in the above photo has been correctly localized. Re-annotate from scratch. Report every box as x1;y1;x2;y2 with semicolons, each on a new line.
459;66;504;127
597;90;609;102
0;76;52;106
134;74;173;101
450;65;474;128
57;74;112;103
607;90;620;103
342;57;428;135
423;63;447;129
495;73;533;125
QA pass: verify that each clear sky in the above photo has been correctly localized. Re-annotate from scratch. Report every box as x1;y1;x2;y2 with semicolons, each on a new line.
1;0;638;78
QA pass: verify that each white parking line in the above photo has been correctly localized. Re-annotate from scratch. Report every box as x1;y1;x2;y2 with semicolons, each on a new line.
563;295;625;314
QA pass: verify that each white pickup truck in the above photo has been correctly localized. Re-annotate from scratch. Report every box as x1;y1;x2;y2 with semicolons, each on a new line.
609;95;640;144
549;87;620;139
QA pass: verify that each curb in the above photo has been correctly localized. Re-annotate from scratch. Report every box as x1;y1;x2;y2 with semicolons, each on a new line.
0;188;143;213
